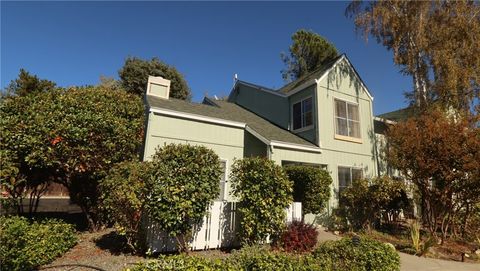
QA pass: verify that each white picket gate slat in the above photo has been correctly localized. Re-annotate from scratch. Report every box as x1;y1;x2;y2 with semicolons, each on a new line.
146;201;302;252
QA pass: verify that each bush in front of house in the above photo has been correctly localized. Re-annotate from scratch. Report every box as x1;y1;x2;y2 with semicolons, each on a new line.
313;236;400;271
276;220;318;253
230;157;293;245
144;144;223;252
0;216;77;271
284;166;332;215
99;161;152;252
127;245;332;271
128;255;229;271
338;176;412;230
227;245;330;271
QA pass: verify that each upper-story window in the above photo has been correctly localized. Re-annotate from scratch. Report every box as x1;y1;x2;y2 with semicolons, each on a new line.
292;97;313;130
334;99;360;139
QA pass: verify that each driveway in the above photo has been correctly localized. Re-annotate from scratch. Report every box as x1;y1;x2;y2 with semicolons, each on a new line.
316;228;480;271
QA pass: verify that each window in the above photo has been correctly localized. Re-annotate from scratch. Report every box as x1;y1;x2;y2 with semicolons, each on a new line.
216;160;227;201
292;97;313;130
338;166;363;194
334;99;360;138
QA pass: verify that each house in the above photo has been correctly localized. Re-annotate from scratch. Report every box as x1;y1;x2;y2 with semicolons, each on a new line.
143;54;379;211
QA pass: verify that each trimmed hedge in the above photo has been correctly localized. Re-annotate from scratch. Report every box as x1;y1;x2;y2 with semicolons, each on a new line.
313;237;400;271
230;158;293;245
127;238;401;271
285;166;332;215
128;255;228;271
0;216;77;271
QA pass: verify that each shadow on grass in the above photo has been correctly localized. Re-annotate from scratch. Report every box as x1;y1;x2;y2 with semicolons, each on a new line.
94;230;133;255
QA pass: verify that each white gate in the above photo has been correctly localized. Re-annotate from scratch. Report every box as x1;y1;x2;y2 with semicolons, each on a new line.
145;201;302;252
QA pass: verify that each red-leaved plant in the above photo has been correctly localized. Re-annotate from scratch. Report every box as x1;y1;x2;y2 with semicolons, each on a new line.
277;220;318;253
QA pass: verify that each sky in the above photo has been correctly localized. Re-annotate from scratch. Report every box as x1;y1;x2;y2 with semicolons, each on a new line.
1;1;412;115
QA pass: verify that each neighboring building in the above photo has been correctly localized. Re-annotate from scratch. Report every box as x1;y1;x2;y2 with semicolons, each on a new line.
143;54;380;210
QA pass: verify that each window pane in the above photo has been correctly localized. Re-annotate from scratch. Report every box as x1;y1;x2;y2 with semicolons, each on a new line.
304;111;313;126
352;168;363;181
293;102;302;130
216;161;227;201
303;98;312;114
338;167;351;188
347;104;359;121
335;100;347;118
336;118;348;136
349;120;361;138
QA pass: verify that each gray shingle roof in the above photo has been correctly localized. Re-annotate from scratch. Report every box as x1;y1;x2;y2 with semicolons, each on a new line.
146;96;317;147
278;55;344;94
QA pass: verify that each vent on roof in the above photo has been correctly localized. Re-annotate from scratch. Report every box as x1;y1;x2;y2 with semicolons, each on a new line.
146;76;171;99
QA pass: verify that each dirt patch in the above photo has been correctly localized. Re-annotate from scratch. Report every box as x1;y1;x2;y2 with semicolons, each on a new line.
41;229;147;271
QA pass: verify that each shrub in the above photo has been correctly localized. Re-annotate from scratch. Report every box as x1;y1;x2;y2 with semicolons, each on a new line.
230;158;293;245
313;237;400;271
339;176;411;230
127;246;332;271
277;220;318;253
144;144;222;252
0;216;77;271
128;255;229;271
285;166;332;215
227;245;330;271
99;161;152;252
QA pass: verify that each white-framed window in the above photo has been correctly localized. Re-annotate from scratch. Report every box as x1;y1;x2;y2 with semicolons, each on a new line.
216;160;227;201
338;166;363;194
292;97;313;130
334;99;361;138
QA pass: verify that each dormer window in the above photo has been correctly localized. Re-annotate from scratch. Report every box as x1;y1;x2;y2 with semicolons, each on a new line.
292;97;313;131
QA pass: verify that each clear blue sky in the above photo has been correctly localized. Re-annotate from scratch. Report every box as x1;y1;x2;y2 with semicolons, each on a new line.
1;1;412;115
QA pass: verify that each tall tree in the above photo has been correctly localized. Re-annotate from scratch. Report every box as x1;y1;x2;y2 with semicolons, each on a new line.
118;57;191;100
5;69;56;96
347;1;480;111
1;87;144;229
281;29;339;82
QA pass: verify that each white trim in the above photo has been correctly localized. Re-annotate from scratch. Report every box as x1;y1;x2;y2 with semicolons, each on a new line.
373;116;397;125
284;79;317;97
271;140;322;153
149;107;246;128
286;55;374;101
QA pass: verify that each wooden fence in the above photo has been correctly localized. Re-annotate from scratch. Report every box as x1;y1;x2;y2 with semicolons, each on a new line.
145;201;302;252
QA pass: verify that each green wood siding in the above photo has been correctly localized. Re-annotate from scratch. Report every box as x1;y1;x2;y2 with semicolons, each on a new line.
231;84;289;128
143;112;245;201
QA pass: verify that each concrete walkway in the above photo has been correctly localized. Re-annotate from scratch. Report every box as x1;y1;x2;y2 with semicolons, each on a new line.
316;228;480;271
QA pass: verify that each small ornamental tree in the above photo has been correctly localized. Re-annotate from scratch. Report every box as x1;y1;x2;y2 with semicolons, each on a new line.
99;161;152;252
285;165;332;215
144;144;222;252
386;109;480;243
230;158;293;245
